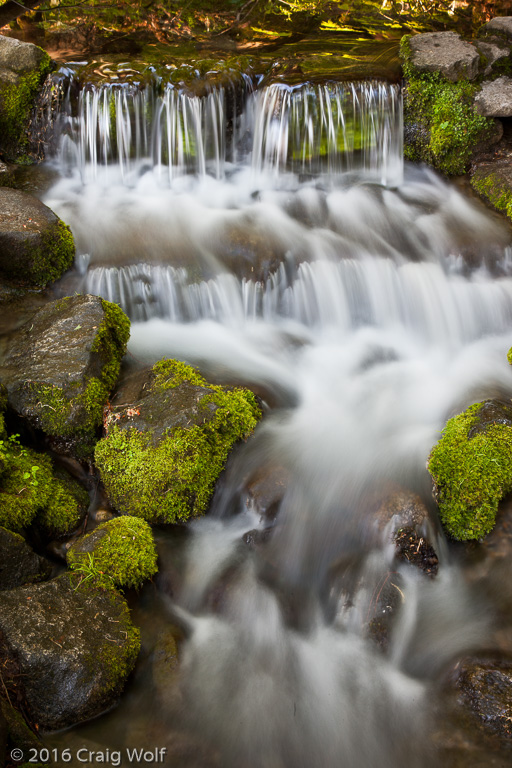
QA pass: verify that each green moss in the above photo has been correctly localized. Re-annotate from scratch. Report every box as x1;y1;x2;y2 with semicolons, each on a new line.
67;516;158;590
401;35;495;176
95;360;261;523
36;477;83;536
93;300;131;391
0;447;54;532
98;592;140;693
0;51;53;162
28;219;75;288
428;403;512;540
471;168;512;222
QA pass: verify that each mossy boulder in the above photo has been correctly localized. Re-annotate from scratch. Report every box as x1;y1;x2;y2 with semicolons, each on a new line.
471;162;512;222
400;35;499;176
0;295;130;458
0;526;51;590
0;188;75;288
95;359;261;524
0;436;84;536
67;516;158;590
0;575;140;730
0;35;53;163
428;399;512;541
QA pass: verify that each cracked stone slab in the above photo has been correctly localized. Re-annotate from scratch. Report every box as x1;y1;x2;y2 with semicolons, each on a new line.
407;31;480;82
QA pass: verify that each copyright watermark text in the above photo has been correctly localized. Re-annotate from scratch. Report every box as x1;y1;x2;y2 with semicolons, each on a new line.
10;747;168;765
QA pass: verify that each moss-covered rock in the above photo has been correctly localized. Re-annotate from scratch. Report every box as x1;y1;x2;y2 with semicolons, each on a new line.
0;575;140;730
400;35;498;176
428;399;512;540
0;36;53;163
0;188;75;288
0;295;130;458
471;162;512;222
95;359;261;523
67;516;158;590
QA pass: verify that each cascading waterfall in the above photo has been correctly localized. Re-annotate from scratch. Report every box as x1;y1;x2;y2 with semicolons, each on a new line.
43;66;512;767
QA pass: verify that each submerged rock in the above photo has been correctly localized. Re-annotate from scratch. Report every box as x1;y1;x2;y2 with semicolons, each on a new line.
454;657;512;740
0;35;53;162
0;294;130;458
428;399;512;541
95;359;261;524
0;188;74;288
0;575;140;731
0;526;51;590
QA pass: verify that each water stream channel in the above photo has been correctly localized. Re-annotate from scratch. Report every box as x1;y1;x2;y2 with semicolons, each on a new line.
31;56;512;767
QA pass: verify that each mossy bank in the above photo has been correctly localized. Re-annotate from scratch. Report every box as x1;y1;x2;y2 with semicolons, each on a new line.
95;359;262;524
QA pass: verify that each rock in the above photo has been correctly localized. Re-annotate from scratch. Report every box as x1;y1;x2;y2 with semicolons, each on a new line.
242;463;288;521
471;161;512;222
0;295;130;458
454;657;512;740
0;526;51;590
67;516;158;590
428;399;512;540
394;527;439;577
94;359;261;524
0;188;74;288
475;41;511;76
479;16;512;43
475;77;512;117
0;36;53;162
0;575;140;731
406;31;480;82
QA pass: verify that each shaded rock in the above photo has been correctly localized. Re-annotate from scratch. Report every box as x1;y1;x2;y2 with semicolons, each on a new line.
475;40;511;76
0;36;49;74
454;657;512;740
0;526;51;590
406;31;480;82
95;359;261;524
0;188;74;288
242;527;273;549
475;77;512;117
0;295;130;458
479;17;512;43
471;160;512;221
0;575;140;731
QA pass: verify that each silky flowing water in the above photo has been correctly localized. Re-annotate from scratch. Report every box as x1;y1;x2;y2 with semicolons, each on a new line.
41;65;512;766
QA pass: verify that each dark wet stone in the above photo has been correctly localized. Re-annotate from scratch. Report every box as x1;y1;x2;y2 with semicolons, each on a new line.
467;399;512;439
0;526;52;590
394;527;439;577
0;575;139;731
455;657;512;740
242;527;273;548
242;463;288;521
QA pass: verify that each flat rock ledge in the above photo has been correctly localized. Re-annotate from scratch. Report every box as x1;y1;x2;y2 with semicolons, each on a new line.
0;575;140;731
407;31;480;82
475;77;512;117
0;188;74;288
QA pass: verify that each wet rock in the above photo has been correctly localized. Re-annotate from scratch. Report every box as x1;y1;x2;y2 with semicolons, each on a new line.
0;188;74;288
0;526;51;590
95;359;261;524
242;527;273;549
475;77;512;117
394;527;439;577
152;630;180;700
406;31;480;82
243;463;288;521
0;294;130;458
0;575;140;731
454;657;512;740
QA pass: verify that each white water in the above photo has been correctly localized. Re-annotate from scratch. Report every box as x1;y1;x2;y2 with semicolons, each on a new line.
44;75;512;766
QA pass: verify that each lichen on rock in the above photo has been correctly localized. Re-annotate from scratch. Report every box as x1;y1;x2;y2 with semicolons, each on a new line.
428;399;512;540
95;358;262;524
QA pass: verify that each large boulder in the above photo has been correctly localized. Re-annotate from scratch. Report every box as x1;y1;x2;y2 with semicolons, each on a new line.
0;35;53;162
0;295;130;458
475;76;512;117
428;399;512;540
0;188;74;288
94;359;261;523
0;575;140;731
405;31;480;82
0;527;51;590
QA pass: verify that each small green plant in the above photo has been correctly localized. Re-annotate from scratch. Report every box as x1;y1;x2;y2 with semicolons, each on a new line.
70;551;112;590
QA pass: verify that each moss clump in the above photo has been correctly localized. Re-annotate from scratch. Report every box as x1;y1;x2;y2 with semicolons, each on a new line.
28;219;75;288
95;359;261;523
97;591;140;694
0;51;53;162
471;167;512;222
68;516;158;590
400;35;495;176
428;402;512;540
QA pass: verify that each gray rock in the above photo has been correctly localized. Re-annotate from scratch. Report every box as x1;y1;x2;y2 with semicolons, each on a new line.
0;35;49;74
454;657;512;739
475;77;512;117
0;188;74;287
407;31;480;82
0;294;130;458
479;16;512;42
0;526;52;590
0;575;140;730
475;40;511;76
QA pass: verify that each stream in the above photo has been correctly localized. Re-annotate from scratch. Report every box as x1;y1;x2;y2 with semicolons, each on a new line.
37;60;512;767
